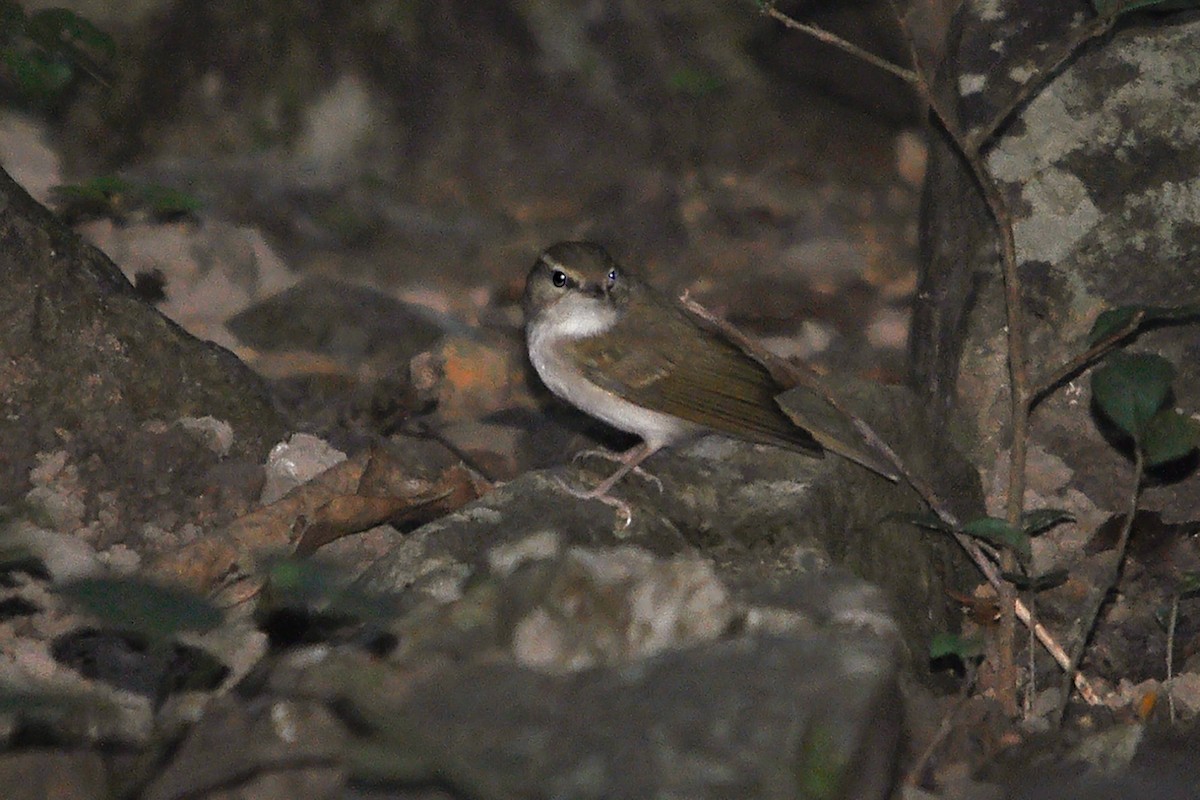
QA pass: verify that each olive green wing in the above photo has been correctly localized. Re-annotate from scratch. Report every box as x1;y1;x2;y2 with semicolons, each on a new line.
565;307;820;452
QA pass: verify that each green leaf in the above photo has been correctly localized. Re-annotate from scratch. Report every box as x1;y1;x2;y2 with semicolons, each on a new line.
138;184;203;216
1088;306;1143;344
1141;409;1200;466
1088;304;1200;345
963;517;1032;560
2;47;74;97
57;577;223;641
1091;352;1175;439
51;177;203;222
1000;569;1068;592
929;632;983;661
1092;0;1200;16
0;2;26;40
26;8;115;61
887;512;955;534
260;557;398;623
1177;571;1200;599
667;66;722;97
1020;508;1074;537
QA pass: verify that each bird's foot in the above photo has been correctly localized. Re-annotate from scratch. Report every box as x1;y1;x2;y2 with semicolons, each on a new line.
554;476;634;529
570;448;664;494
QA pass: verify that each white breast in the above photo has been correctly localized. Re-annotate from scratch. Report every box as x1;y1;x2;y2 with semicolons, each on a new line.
527;298;694;448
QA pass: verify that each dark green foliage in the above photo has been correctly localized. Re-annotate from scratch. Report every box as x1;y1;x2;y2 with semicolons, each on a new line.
929;631;983;661
1141;410;1200;467
1092;351;1200;466
1020;508;1074;537
1087;303;1200;345
1091;0;1200;17
51;177;203;223
1000;569;1068;593
0;1;114;106
56;576;223;642
962;517;1031;561
261;557;397;623
893;509;1076;564
1091;352;1174;438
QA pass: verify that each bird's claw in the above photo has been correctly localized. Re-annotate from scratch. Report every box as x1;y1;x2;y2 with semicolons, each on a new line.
553;476;634;530
570;448;664;494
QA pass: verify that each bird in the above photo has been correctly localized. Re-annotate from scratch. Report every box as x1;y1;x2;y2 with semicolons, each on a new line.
523;241;822;515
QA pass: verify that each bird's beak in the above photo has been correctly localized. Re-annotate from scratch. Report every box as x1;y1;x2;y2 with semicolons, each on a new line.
581;282;606;300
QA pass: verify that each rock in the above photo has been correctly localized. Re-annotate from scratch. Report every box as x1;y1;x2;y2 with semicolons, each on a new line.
914;5;1200;524
249;545;903;800
356;632;900;800
0;166;286;510
176;416;235;458
226;276;451;366
0;750;107;800
509;546;732;670
25;451;87;533
142;696;344;800
3;524;103;584
358;381;977;654
260;433;347;505
78;218;298;352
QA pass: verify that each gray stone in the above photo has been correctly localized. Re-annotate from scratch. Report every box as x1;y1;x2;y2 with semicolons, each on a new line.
0;166;286;510
0;750;108;800
359;401;976;654
332;544;902;800
914;5;1200;523
143;696;344;800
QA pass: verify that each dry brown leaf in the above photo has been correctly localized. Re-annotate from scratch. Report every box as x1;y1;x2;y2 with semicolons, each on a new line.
149;446;489;595
293;491;447;556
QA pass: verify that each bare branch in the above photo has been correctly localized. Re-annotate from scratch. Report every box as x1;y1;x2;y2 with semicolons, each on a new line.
761;5;920;87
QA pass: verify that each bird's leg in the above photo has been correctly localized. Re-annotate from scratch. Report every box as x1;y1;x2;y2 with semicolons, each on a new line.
569;442;664;493
556;441;663;527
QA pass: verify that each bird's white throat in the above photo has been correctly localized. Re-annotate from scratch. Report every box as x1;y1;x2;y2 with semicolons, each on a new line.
526;292;692;447
529;293;618;341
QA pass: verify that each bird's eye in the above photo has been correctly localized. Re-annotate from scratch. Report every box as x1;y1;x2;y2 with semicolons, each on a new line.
607;268;618;285
551;270;567;288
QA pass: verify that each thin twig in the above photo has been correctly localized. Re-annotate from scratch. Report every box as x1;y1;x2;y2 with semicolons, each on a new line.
682;291;1100;702
679;292;900;482
761;5;920;86
989;169;1028;717
966;14;1120;156
1028;310;1147;411
952;529;1100;705
1055;448;1144;726
1167;594;1179;723
1025;589;1036;716
905;674;976;787
772;0;1103;712
888;0;1027;715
